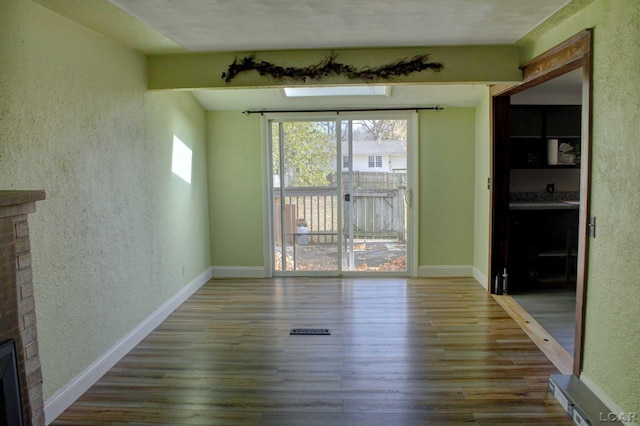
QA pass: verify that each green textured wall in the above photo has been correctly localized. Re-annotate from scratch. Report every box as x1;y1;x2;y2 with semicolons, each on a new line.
1;0;211;401
207;110;477;271
519;0;640;414
473;90;492;286
418;109;476;267
207;112;264;267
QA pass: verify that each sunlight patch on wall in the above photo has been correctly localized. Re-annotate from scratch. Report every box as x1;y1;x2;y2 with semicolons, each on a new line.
172;135;192;183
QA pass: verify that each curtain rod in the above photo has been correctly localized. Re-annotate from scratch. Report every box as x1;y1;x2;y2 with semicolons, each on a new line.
241;106;443;116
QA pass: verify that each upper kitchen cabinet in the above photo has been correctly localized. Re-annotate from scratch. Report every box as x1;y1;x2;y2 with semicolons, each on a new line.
545;106;581;137
510;105;581;169
511;106;544;137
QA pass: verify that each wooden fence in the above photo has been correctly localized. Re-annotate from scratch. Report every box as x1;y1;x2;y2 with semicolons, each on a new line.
328;171;407;189
273;184;405;244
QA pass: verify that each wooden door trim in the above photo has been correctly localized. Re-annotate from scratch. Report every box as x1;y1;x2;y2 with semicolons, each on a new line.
490;29;593;376
489;96;511;295
573;38;593;377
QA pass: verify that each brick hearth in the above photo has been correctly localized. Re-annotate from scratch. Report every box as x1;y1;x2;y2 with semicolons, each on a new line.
0;190;46;426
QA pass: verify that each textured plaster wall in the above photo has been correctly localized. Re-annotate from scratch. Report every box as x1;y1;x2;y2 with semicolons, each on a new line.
473;90;491;283
519;0;640;414
207;112;264;267
0;0;211;400
418;109;476;267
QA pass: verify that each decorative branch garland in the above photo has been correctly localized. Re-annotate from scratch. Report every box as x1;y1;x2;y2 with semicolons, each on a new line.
221;52;443;83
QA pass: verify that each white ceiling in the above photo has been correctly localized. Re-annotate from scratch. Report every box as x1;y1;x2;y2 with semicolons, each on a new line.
101;0;574;110
107;0;571;52
512;68;583;105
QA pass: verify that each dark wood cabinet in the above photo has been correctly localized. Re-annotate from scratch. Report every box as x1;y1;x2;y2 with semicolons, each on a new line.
511;106;544;137
545;105;581;137
508;208;579;291
510;105;581;169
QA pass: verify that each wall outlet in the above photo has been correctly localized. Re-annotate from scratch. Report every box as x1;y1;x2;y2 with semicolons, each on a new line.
547;183;555;193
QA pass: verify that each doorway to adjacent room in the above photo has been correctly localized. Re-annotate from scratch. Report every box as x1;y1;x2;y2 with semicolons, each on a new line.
490;30;593;375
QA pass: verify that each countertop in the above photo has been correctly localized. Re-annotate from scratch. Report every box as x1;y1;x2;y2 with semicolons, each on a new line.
509;200;579;210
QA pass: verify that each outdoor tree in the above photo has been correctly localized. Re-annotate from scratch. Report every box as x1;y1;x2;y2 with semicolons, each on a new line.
272;121;334;187
353;119;407;142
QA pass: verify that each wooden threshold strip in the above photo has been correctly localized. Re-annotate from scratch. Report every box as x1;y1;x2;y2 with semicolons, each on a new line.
492;294;573;375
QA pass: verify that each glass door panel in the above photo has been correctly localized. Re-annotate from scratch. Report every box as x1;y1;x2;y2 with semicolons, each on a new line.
271;120;339;272
340;118;408;272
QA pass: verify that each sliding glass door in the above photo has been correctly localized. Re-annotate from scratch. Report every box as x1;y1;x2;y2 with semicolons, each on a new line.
268;113;413;275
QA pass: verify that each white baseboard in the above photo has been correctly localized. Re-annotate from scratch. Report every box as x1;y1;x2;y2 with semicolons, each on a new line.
418;265;473;277
44;267;213;424
212;266;267;278
473;267;489;290
580;373;635;426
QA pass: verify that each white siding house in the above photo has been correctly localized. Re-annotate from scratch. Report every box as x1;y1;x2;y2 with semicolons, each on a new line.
339;140;407;173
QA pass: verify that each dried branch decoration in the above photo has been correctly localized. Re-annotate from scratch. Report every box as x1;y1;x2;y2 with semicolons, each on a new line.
221;52;443;83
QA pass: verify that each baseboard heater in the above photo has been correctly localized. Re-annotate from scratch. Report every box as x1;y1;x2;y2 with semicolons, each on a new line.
549;375;624;425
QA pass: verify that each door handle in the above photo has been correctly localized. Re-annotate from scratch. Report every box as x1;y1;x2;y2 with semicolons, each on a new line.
404;189;413;207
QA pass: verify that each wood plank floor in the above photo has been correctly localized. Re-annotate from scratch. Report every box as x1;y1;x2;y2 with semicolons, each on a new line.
52;278;573;425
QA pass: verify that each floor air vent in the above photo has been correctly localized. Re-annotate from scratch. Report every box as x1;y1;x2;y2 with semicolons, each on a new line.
290;328;331;335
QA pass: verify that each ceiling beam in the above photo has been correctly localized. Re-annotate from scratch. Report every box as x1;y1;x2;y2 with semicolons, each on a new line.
147;46;522;90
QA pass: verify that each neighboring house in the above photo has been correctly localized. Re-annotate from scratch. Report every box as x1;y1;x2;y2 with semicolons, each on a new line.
274;140;407;187
339;140;407;173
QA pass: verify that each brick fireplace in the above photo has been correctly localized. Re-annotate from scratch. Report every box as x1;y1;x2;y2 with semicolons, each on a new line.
0;191;45;426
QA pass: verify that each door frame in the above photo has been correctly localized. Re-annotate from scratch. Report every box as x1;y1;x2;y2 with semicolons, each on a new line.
489;29;593;376
262;111;418;277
